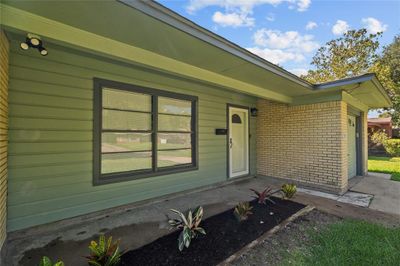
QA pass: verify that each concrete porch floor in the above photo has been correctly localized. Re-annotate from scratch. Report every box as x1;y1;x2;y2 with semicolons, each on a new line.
4;176;400;266
349;172;400;215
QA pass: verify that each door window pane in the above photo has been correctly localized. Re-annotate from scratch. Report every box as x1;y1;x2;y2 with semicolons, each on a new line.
158;114;191;132
103;88;151;112
158;133;191;150
101;152;152;174
103;109;151;130
157;149;192;167
159;97;191;115
102;133;152;153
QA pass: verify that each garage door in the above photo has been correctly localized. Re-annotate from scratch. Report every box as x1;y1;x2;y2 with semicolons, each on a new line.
347;115;357;179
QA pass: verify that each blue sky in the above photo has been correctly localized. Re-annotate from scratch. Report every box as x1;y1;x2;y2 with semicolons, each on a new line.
158;0;399;77
158;0;399;117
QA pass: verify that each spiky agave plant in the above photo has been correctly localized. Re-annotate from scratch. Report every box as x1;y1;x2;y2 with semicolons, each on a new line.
234;202;253;222
281;183;297;199
86;235;122;266
168;206;206;251
250;186;278;205
39;256;64;266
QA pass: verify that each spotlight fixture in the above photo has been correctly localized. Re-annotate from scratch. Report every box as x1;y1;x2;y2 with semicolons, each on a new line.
20;33;48;56
39;47;48;56
20;42;29;50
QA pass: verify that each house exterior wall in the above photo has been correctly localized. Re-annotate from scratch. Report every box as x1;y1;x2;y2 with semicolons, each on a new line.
257;99;348;193
0;30;9;250
7;39;257;231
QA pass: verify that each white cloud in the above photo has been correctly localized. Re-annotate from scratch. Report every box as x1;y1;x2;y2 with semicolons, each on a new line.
289;68;308;76
253;29;319;53
212;11;255;27
296;0;311;12
305;21;317;30
332;20;350;35
247;47;305;64
361;17;388;34
186;0;312;14
249;29;318;66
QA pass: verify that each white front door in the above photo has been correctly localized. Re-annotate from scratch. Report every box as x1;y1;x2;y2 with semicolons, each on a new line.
347;115;357;179
228;106;249;178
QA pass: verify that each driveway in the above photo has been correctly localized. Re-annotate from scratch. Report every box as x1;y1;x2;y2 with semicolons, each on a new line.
349;172;400;215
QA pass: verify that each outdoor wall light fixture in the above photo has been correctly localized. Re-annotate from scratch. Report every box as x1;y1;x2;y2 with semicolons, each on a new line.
20;33;48;56
250;108;258;117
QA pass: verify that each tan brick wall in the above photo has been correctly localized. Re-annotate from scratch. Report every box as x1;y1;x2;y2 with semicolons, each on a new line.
257;99;348;193
0;30;9;250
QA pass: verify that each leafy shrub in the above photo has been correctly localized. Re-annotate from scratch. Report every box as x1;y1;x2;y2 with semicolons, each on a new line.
86;235;122;266
250;186;278;205
281;184;297;199
39;256;64;266
370;130;389;145
168;206;206;251
383;139;400;156
234;202;253;222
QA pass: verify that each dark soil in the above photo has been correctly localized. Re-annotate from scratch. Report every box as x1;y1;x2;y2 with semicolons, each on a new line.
231;209;342;266
120;197;305;266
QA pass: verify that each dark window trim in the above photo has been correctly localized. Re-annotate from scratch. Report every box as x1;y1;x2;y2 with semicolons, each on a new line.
102;150;153;154
102;129;152;133
93;78;198;186
158;112;192;117
158;147;191;151
103;107;152;115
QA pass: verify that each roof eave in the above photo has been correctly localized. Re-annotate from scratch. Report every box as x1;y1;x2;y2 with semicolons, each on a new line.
314;73;392;108
119;0;313;89
370;75;392;107
313;73;375;90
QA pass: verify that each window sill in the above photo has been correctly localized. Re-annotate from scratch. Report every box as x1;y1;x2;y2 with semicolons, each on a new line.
93;165;198;186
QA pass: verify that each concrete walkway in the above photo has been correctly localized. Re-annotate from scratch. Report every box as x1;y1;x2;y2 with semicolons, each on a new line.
296;187;373;207
5;176;400;266
349;172;400;215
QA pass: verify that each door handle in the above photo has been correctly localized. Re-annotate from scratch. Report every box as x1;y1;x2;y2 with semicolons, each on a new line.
229;138;233;149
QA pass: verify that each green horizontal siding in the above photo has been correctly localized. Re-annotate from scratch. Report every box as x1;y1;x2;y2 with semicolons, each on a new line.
7;41;257;231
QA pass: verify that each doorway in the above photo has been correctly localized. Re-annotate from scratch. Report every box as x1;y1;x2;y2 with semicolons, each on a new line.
347;114;357;178
228;105;249;178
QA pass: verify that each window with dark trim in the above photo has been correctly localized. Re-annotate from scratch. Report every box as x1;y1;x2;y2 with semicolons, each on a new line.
93;78;198;185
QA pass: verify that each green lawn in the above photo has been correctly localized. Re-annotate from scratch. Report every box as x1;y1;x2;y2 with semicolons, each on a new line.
368;156;400;181
281;220;400;266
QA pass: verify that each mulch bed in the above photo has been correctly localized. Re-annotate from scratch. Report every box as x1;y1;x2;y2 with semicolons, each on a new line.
120;197;306;266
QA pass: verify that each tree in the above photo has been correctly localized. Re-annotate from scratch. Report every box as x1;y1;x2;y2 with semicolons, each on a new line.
302;29;381;83
302;30;400;126
378;112;391;118
373;35;400;126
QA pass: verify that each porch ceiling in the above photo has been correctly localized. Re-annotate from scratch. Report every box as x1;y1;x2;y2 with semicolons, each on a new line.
0;1;391;109
1;0;311;101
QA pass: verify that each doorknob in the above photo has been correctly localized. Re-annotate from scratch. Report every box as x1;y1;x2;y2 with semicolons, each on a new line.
229;138;233;149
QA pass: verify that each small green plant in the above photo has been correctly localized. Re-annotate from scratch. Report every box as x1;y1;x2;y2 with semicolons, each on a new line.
86;235;122;266
39;256;64;266
281;183;297;199
383;139;400;156
250;186;278;204
234;202;253;222
168;206;206;251
370;130;389;145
